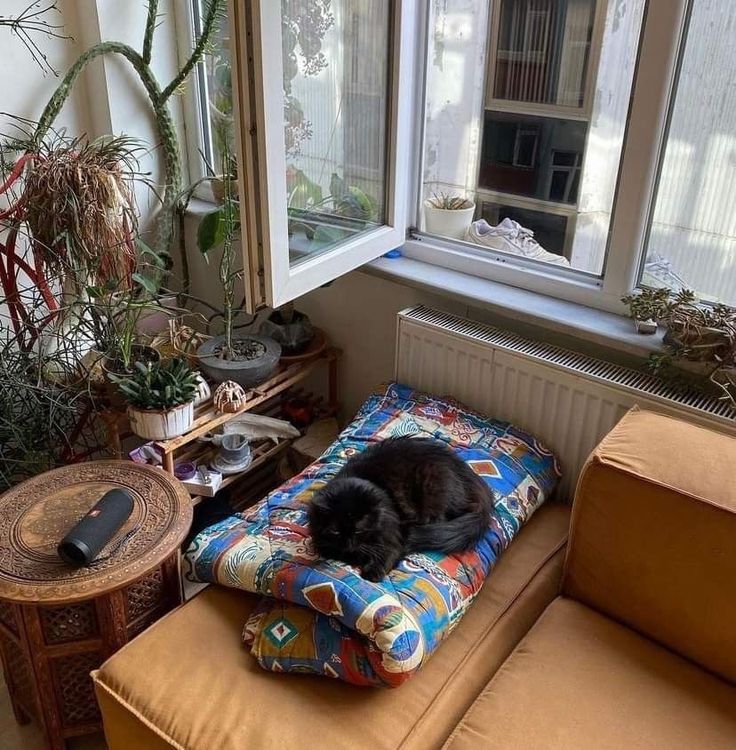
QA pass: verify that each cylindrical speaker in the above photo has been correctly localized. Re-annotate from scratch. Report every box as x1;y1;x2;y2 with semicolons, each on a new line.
58;489;134;566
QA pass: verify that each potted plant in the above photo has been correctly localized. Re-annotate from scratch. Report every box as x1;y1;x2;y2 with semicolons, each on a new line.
621;287;671;334
111;358;199;440
195;149;281;387
640;288;736;412
259;302;314;355
660;289;736;362
423;191;476;240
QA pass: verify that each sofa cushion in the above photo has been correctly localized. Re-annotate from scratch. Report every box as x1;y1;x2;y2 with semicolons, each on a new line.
563;407;736;684
93;503;569;750
444;597;736;750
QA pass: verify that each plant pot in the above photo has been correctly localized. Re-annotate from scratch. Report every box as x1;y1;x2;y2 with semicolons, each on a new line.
663;323;731;362
128;401;194;441
423;201;476;240
196;334;281;388
259;309;314;355
634;318;658;335
211;176;239;204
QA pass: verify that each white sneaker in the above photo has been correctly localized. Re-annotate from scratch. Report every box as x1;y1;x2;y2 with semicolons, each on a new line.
466;218;570;267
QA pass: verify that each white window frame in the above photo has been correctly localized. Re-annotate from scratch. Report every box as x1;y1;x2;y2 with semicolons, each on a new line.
403;0;691;315
183;0;697;315
176;1;215;201
228;0;417;309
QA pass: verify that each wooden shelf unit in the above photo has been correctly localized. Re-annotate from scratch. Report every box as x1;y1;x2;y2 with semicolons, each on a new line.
152;347;340;503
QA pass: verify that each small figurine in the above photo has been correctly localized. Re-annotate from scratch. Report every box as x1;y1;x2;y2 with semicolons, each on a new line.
213;380;248;413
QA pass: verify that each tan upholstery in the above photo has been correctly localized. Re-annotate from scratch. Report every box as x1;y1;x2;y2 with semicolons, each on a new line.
444;597;736;750
563;408;736;684
93;502;570;750
93;408;736;750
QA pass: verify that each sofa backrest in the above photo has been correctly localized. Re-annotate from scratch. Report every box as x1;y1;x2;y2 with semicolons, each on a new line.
562;407;736;685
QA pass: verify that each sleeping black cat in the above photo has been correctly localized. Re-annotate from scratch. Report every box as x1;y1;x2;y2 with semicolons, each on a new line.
308;437;493;581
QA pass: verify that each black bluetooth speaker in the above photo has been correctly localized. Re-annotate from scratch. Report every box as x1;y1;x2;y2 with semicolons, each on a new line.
58;489;134;566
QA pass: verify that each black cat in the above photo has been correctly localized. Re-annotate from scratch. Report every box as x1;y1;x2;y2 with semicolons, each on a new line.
308;437;493;581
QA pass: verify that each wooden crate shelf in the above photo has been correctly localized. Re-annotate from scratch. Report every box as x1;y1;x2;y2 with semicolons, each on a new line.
188;437;291;506
98;345;340;507
153;346;340;473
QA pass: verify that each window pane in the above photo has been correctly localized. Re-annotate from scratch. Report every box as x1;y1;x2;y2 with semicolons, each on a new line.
282;0;390;267
421;0;645;275
193;3;232;174
493;0;596;107
642;0;736;305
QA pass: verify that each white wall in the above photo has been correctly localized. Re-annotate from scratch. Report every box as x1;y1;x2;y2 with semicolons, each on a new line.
0;0;92;140
296;272;467;417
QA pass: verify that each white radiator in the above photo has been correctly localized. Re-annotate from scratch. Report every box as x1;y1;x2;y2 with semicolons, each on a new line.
395;306;736;500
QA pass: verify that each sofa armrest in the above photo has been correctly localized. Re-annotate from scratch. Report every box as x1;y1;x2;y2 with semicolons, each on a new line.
563;407;736;685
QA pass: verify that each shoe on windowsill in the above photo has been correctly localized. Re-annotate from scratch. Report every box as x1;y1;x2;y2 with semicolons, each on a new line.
466;218;570;267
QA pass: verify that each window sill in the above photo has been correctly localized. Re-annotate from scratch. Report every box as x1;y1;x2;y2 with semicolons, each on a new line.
363;255;664;360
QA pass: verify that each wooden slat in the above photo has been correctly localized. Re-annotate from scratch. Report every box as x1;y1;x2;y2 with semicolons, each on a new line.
190;438;290;506
154;348;339;455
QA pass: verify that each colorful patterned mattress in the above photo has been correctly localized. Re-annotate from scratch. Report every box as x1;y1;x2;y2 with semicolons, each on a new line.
183;383;560;687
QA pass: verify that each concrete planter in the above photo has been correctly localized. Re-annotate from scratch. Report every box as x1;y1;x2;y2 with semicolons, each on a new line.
196;335;281;388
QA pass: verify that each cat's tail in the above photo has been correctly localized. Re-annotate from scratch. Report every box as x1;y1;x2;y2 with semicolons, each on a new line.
406;509;491;554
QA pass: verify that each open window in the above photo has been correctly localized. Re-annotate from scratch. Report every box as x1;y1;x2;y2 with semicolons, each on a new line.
228;0;416;309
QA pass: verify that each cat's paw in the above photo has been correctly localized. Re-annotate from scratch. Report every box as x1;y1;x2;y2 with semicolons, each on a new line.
361;562;388;582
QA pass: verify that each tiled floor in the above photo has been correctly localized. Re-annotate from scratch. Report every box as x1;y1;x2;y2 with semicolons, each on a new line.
0;581;206;750
0;673;101;749
0;674;106;749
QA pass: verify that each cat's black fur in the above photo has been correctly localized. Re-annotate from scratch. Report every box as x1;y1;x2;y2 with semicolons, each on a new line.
308;437;493;581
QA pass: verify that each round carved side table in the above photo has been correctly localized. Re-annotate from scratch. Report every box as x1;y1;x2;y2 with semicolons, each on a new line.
0;461;192;750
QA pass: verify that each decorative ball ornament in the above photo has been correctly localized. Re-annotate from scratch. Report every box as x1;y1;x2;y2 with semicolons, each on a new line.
213;380;248;414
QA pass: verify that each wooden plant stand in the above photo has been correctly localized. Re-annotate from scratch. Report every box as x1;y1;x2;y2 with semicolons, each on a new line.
152;347;340;504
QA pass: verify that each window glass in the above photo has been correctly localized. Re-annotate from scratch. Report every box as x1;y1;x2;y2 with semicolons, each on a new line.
193;3;232;174
421;0;645;275
281;0;390;267
492;0;596;108
641;0;736;305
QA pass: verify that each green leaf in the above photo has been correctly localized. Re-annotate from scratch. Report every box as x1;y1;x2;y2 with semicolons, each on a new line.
197;208;227;255
132;272;158;294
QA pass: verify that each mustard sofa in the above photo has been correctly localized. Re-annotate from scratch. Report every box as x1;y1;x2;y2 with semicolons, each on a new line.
93;409;736;749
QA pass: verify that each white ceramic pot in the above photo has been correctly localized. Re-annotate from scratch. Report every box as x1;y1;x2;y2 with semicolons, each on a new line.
424;201;476;240
193;372;211;406
128;401;194;441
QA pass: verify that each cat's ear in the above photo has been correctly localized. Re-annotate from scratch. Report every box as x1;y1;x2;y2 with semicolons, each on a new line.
310;489;331;511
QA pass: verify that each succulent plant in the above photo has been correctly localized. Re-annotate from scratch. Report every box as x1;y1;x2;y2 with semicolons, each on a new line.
110;358;199;411
426;191;473;211
621;287;671;322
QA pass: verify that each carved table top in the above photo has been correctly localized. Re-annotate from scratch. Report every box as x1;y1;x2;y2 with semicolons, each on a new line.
0;461;192;604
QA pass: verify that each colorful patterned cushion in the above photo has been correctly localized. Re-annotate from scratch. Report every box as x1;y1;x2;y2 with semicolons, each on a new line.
184;383;560;686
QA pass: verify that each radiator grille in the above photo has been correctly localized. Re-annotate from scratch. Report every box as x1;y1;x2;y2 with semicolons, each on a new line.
396;305;735;499
402;305;735;419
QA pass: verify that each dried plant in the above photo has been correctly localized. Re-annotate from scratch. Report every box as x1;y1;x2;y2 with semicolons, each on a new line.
426;191;473;211
20;133;144;289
